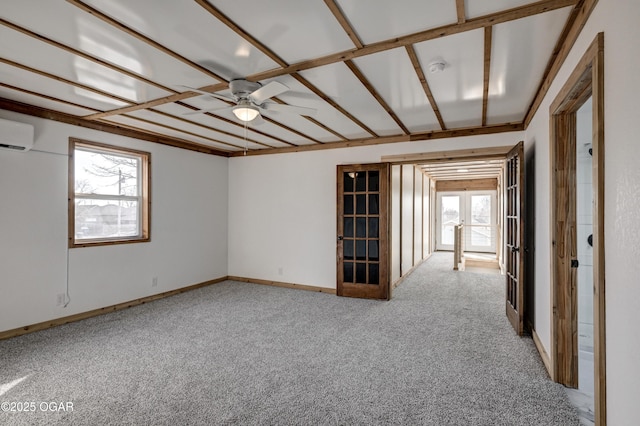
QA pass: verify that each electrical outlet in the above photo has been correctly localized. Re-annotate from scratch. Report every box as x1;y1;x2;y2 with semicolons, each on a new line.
56;293;65;306
152;277;158;287
278;267;283;276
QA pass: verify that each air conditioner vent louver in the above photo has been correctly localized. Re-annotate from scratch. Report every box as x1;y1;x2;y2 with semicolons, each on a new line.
0;118;34;152
0;143;27;151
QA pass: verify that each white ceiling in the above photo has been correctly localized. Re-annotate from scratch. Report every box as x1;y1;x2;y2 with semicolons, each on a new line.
0;0;576;156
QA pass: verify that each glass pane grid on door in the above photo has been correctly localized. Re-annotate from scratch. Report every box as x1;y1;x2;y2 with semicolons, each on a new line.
342;170;380;285
506;157;518;310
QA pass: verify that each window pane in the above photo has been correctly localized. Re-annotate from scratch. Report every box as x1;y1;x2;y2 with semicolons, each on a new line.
471;195;491;224
356;240;366;261
344;172;354;192
344;262;354;282
369;264;379;285
368;218;379;238
368;194;379;214
75;199;139;240
356;194;366;215
355;172;366;192
344;217;354;238
368;240;379;261
356;263;366;283
344;239;354;260
344;194;354;215
441;196;460;246
471;226;492;247
75;149;139;196
356;218;366;238
368;171;379;192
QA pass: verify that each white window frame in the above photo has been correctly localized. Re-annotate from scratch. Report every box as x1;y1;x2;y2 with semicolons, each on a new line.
69;138;150;248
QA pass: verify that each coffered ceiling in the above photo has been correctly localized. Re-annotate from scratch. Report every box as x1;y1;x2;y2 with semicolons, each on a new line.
0;0;584;157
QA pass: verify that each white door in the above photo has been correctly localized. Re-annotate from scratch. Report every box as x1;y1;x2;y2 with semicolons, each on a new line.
436;191;496;253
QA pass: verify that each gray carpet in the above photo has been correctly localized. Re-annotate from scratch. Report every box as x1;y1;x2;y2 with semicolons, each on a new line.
0;253;579;425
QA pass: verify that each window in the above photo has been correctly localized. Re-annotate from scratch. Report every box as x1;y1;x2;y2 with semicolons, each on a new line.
69;138;150;247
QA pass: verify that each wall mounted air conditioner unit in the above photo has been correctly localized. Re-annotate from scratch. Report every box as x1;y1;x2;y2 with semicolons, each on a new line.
0;117;34;152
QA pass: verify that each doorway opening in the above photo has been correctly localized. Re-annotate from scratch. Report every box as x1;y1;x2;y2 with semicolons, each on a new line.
436;190;497;253
550;32;605;425
381;143;525;336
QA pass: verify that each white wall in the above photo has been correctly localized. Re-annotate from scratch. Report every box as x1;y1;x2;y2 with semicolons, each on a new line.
228;133;520;289
401;164;415;274
523;0;640;421
391;165;401;283
0;111;228;332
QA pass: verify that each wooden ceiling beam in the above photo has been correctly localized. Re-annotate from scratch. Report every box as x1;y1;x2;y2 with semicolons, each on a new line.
344;60;409;135
405;45;447;130
66;0;226;83
456;0;467;24
524;0;599;126
0;57;133;106
196;0;349;144
145;110;255;150
382;144;514;163
116;113;245;151
248;0;578;81
174;101;291;148
164;105;275;149
428;172;500;178
290;73;378;137
0;18;177;96
0;98;230;156
77;0;577;121
0;82;101;113
482;26;493;127
231;122;523;157
324;1;406;135
423;164;504;172
324;0;364;49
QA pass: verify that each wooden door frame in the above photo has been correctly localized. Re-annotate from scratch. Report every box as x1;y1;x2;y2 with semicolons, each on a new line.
337;163;391;300
550;32;605;425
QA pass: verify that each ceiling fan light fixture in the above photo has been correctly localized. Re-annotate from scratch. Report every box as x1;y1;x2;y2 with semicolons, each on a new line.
232;103;259;122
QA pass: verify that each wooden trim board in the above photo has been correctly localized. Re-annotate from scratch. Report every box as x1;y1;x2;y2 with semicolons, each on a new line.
0;277;228;340
228;276;336;295
391;254;431;289
532;328;553;378
549;32;605;425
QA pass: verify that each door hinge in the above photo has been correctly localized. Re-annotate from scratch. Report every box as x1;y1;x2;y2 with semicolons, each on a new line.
571;259;579;268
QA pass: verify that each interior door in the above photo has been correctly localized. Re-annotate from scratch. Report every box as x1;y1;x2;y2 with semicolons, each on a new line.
337;163;390;300
505;141;525;335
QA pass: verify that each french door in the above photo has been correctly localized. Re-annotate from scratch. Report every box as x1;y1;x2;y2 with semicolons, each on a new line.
505;141;524;335
337;163;390;300
436;191;497;253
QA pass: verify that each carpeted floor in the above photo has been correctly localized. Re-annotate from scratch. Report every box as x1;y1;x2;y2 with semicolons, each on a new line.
0;253;579;425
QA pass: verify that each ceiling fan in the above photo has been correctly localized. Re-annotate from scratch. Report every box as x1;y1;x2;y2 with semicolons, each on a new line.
180;79;316;122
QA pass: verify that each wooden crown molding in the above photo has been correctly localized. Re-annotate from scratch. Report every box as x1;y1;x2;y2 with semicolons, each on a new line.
0;98;230;157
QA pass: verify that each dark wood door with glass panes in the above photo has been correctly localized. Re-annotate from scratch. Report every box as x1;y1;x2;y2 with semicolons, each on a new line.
337;163;389;300
505;141;525;335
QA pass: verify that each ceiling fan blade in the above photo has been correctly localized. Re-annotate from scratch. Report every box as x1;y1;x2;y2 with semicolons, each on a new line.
183;106;233;116
250;81;289;104
261;102;317;117
177;85;235;102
